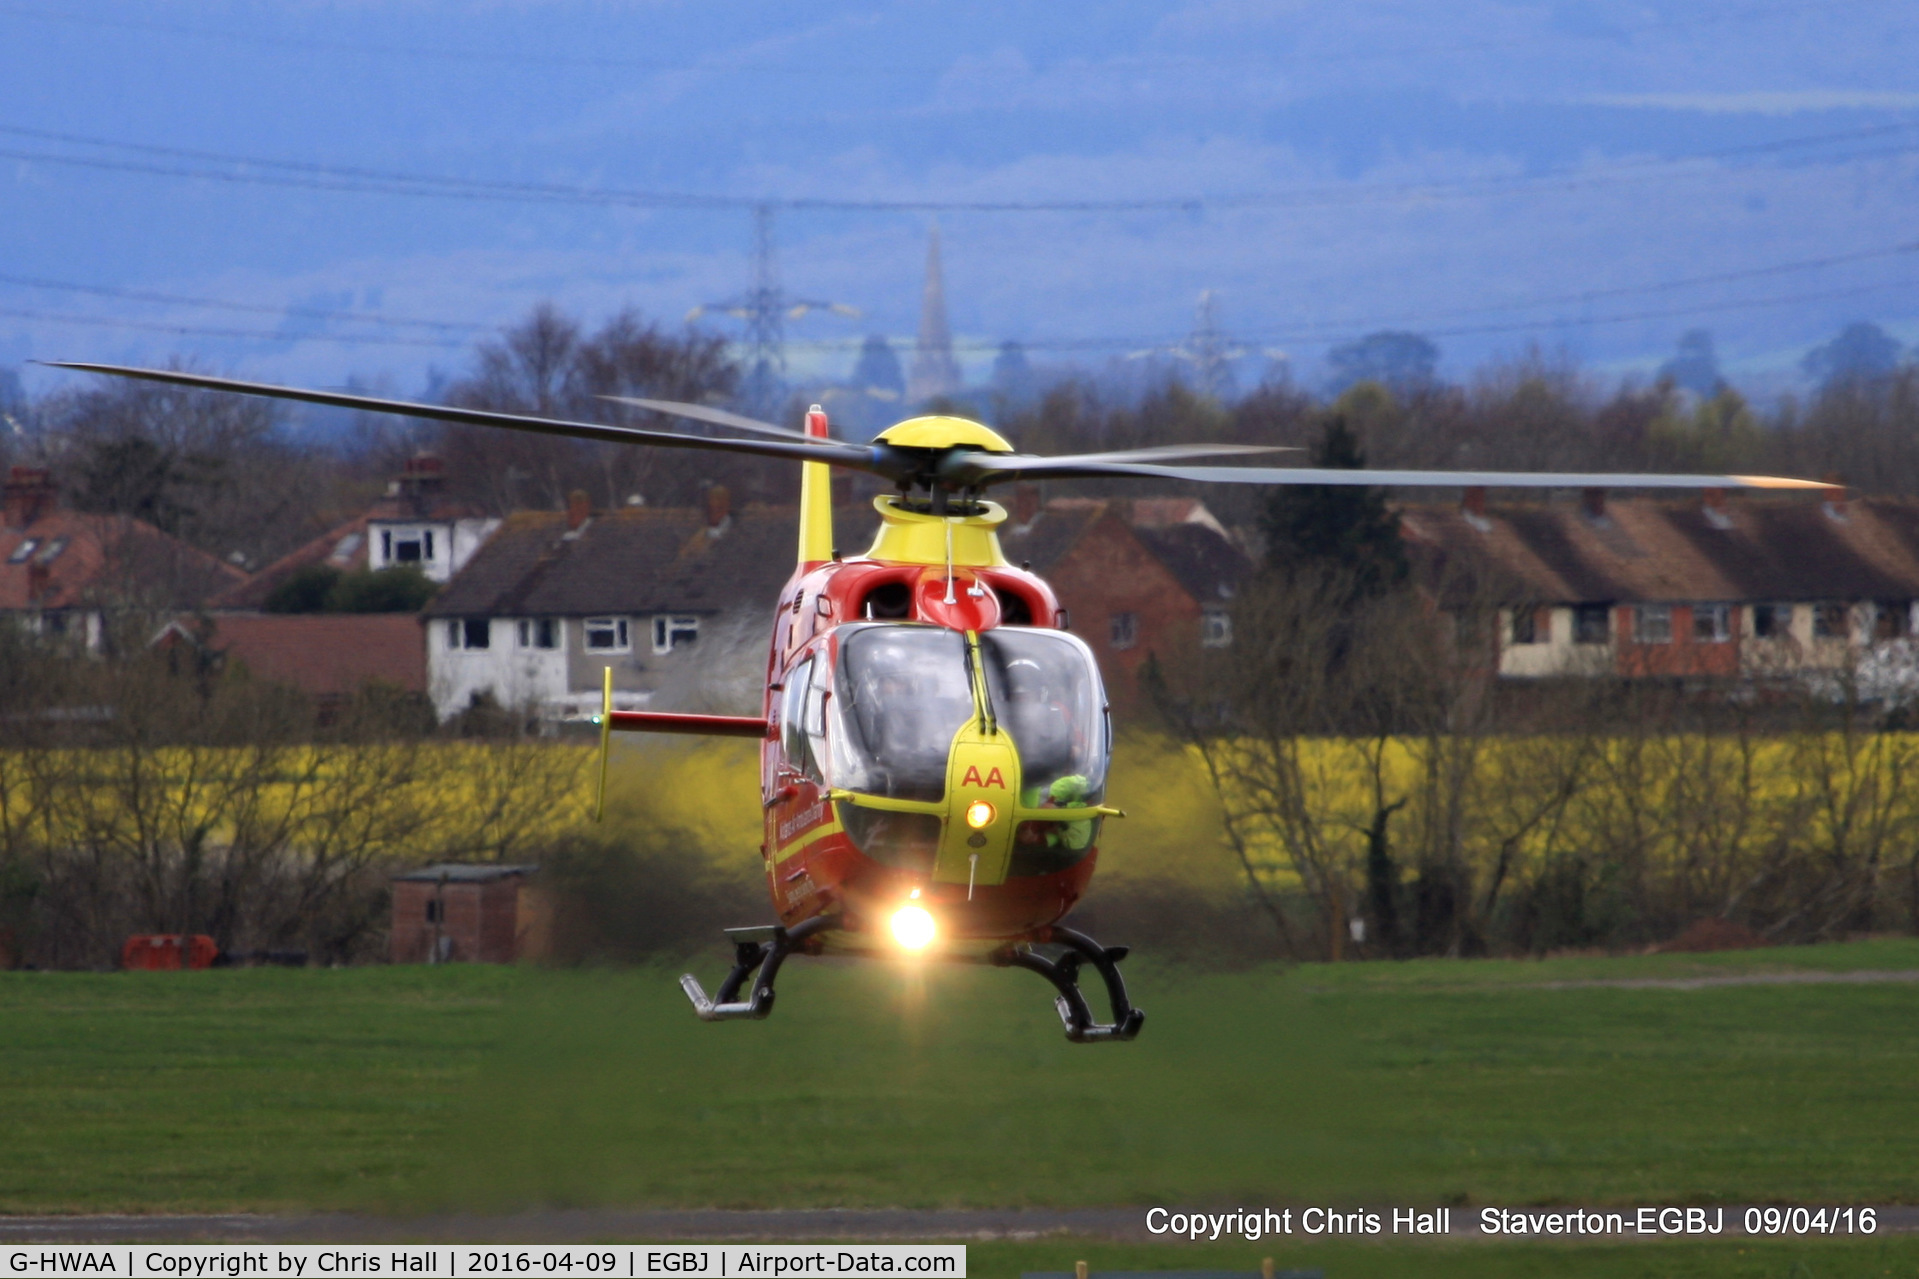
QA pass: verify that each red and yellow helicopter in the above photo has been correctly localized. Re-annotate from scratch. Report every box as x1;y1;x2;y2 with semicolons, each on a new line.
48;360;1831;1040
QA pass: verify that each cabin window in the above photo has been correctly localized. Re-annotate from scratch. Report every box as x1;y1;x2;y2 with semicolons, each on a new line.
652;615;700;654
1693;603;1731;643
1813;604;1850;640
780;656;824;783
1201;610;1232;648
584;617;629;652
1573;604;1612;645
1110;612;1138;650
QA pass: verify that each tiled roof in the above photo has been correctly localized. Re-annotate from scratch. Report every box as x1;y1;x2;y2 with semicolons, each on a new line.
0;510;245;611
425;502;881;619
995;501;1107;574
1398;494;1919;605
210;515;372;610
171;613;427;696
1135;522;1252;604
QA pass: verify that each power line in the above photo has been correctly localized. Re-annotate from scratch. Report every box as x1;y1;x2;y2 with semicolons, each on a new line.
0;306;466;349
0;272;489;332
0;1;1853;78
3;118;1916;215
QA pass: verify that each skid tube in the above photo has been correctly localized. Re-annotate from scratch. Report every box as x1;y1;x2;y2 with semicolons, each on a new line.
988;925;1146;1043
679;917;1144;1043
678;915;837;1021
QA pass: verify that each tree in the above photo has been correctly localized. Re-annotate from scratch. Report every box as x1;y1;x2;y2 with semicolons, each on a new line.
1326;331;1439;393
1259;416;1408;598
437;304;742;513
1658;328;1725;398
1802;322;1902;389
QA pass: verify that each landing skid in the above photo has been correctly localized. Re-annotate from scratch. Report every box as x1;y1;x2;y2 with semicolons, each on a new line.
992;925;1146;1043
678;918;1144;1043
678;917;835;1021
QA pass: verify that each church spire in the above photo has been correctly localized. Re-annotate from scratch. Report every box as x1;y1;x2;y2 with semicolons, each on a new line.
907;224;961;405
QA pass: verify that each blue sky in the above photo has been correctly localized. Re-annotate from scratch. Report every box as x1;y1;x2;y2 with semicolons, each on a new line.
3;0;1918;402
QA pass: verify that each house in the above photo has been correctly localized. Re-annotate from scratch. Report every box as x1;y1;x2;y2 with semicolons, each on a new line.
1;466;246;650
389;863;543;963
208;453;498;612
1398;485;1919;683
422;487;880;721
172;454;497;703
997;491;1251;714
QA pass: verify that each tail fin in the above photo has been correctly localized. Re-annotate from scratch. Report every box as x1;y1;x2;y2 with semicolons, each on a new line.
797;404;833;567
593;665;613;822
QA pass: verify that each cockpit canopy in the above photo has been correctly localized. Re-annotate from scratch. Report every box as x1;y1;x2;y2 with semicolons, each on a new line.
828;623;1109;804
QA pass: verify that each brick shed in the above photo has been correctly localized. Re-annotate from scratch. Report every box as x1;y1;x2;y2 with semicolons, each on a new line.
389;864;541;963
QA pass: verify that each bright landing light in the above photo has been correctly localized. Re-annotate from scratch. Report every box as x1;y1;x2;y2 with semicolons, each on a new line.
890;904;936;950
964;800;996;828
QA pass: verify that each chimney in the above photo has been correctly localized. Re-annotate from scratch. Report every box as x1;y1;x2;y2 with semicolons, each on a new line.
1702;486;1733;529
4;467;55;529
1461;485;1489;529
1822;473;1848;521
705;484;732;531
25;560;49;603
398;452;446;514
1581;487;1607;521
566;490;591;531
1012;483;1041;528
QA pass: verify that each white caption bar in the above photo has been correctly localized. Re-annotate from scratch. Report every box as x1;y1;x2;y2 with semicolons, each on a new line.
0;1245;966;1278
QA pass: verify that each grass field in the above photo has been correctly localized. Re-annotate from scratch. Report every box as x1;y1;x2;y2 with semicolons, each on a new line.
2;941;1916;1274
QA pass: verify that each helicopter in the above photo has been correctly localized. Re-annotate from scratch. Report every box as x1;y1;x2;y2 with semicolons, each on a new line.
46;359;1833;1041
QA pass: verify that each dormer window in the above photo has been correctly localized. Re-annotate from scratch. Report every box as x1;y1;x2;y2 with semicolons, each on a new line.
380;528;436;565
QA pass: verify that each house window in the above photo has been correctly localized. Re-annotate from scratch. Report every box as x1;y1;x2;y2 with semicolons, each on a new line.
1754;604;1792;638
1813;604;1850;640
460;618;490;650
35;538;65;564
1634;605;1672;644
381;527;435;565
1510;607;1546;645
1693;603;1731;643
1874;601;1913;640
1573;603;1611;645
584;617;629;652
516;618;559;649
6;539;36;564
1201;610;1232;648
1110;612;1138;650
424;899;442;923
653;616;700;654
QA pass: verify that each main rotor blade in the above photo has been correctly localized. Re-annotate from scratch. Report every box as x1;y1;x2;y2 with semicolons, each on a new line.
997;460;1836;490
43;363;879;471
965;443;1295;474
599;395;828;443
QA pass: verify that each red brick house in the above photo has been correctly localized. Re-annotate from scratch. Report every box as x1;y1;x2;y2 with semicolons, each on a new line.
2;466;245;649
997;493;1250;714
389;863;541;963
1398;486;1919;684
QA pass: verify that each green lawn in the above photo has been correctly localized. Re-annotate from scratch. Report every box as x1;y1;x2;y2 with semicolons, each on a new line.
2;940;1916;1223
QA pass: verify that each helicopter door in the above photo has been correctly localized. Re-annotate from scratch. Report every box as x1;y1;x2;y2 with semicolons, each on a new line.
779;654;830;785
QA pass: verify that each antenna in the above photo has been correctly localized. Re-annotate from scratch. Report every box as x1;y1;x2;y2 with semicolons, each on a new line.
688;203;860;420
